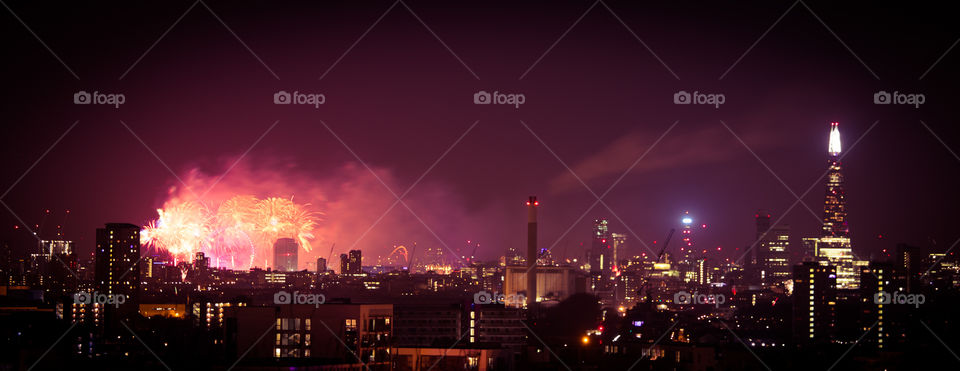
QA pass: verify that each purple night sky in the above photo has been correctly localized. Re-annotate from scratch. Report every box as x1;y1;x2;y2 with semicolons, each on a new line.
2;1;959;268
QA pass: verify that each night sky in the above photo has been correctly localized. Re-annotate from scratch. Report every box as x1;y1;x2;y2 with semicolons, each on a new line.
2;1;959;268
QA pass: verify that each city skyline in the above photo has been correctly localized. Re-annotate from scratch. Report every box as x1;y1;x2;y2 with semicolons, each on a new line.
2;2;959;270
2;1;959;370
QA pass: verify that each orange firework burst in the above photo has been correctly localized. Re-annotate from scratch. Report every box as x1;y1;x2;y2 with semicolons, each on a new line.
142;195;319;270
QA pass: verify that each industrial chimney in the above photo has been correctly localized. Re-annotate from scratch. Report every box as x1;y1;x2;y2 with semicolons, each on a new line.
526;196;538;308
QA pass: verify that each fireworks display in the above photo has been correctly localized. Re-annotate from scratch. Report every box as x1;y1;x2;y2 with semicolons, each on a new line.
142;195;319;270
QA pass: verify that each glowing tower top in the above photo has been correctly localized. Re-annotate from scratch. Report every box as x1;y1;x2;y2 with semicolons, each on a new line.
828;122;841;156
821;122;848;238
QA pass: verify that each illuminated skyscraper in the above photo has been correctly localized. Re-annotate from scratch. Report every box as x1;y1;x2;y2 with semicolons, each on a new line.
815;123;860;289
273;238;298;272
680;212;694;263
340;250;362;275
589;219;612;275
793;262;837;345
95;223;141;327
755;212;791;286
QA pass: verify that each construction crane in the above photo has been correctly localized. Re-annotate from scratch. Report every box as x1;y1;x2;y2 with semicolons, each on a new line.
637;228;675;304
326;243;336;263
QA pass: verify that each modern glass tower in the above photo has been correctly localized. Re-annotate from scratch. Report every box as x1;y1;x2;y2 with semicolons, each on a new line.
816;122;858;289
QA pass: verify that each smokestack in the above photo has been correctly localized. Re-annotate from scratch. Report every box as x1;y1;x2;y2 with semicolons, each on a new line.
526;196;538;308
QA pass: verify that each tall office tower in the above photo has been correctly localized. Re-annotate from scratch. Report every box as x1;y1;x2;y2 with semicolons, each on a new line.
194;252;209;270
895;243;917;291
611;233;627;274
680;212;694;263
316;257;327;273
816;123;858;289
755;212;791;286
273;238;299;272
589;219;612;274
95;223;141;319
339;249;362;275
526;196;539;308
801;238;819;262
860;262;907;351
793;262;837;345
754;211;771;263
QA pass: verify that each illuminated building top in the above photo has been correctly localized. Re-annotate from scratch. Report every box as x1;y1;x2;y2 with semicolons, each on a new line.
828;122;841;156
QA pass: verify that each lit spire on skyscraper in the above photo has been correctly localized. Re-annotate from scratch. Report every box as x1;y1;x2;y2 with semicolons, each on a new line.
828;122;841;156
822;122;848;237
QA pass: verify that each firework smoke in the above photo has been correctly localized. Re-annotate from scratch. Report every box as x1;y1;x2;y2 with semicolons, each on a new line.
140;157;492;272
142;195;318;270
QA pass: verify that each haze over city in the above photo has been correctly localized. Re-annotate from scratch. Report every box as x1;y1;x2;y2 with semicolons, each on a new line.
1;1;959;370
